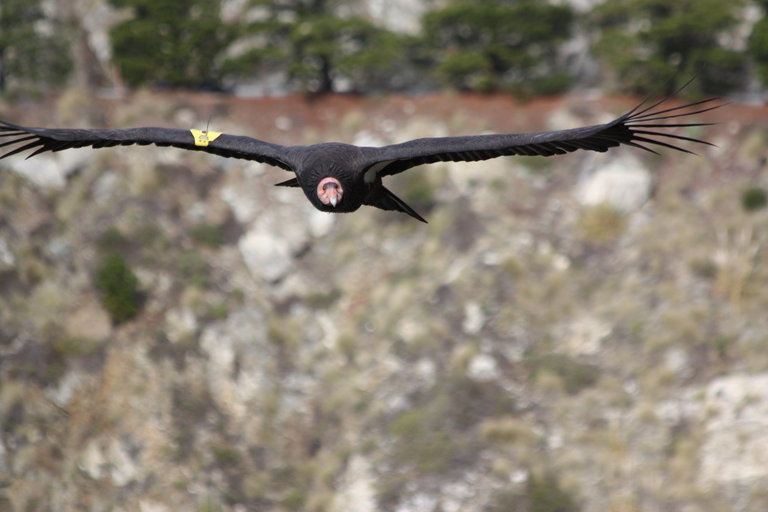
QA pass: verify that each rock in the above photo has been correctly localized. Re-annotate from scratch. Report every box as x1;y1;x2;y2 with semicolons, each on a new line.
138;501;171;512
238;227;294;282
331;455;376;512
353;129;387;147
0;237;14;270
462;301;485;335
237;198;323;281
308;208;335;237
576;153;652;211
467;354;500;382
107;437;140;486
78;437;140;486
6;148;92;190
220;167;270;224
46;371;87;407
199;308;275;420
164;307;198;343
79;440;107;480
698;373;768;486
560;314;612;356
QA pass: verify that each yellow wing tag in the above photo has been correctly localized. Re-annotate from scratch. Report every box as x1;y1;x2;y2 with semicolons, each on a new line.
190;129;222;147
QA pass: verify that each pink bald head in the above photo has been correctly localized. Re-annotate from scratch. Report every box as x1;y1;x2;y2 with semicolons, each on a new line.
317;177;343;207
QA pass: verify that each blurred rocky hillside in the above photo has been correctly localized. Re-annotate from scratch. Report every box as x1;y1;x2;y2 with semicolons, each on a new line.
1;90;767;512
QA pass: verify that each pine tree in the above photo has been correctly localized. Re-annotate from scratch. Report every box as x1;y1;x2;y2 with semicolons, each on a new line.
109;0;236;89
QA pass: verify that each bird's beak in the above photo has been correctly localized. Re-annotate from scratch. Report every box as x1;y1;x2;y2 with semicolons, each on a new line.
317;177;343;208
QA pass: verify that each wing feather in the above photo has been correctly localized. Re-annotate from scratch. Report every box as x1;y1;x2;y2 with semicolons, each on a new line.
368;94;722;177
0;122;293;171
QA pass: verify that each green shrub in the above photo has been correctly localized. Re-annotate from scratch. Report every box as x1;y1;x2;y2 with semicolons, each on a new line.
488;474;580;512
741;187;767;212
190;223;226;248
95;252;144;323
387;409;457;474
176;250;210;288
52;336;102;357
524;354;599;395
527;474;580;512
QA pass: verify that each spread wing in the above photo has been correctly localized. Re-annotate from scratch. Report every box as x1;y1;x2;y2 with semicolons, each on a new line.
367;95;721;178
0;122;293;171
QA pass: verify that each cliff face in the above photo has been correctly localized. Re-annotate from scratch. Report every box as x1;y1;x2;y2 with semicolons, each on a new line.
1;90;767;512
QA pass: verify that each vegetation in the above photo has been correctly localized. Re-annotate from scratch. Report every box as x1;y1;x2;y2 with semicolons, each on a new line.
749;1;768;85
421;0;574;94
94;251;144;323
1;83;765;512
231;0;411;93
524;354;600;395
1;4;768;511
742;186;767;212
489;474;581;512
4;0;768;96
190;223;227;248
108;0;237;88
0;0;72;94
591;0;748;95
526;474;581;512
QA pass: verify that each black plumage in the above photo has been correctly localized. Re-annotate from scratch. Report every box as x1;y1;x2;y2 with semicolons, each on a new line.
0;91;721;223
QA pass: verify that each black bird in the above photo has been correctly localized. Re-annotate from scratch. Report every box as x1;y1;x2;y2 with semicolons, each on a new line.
0;92;720;223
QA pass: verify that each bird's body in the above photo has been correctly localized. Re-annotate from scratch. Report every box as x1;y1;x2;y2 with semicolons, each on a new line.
0;86;721;223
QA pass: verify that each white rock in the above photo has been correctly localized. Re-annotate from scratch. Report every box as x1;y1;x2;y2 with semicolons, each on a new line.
698;373;768;486
46;371;86;407
93;170;121;204
164;307;198;343
0;237;14;268
79;440;106;480
220;166;271;223
353;129;387;147
467;354;500;382
396;493;438;512
308;208;335;237
199;308;274;420
415;358;437;386
562;314;612;356
447;157;508;191
462;301;485;335
6;149;84;189
331;455;377;512
138;501;171;512
238;227;294;282
108;437;139;486
576;153;652;211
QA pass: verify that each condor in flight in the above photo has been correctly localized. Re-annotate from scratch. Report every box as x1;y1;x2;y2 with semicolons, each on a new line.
0;92;720;223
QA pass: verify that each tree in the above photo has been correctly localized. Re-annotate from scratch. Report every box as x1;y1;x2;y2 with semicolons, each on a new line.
419;0;574;95
0;0;72;94
109;0;237;89
591;0;747;96
233;0;410;93
748;1;768;87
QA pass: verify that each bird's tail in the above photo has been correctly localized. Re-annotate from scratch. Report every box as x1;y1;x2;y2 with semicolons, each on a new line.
366;187;427;223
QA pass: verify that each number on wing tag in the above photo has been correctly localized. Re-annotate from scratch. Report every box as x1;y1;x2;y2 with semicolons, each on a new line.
190;129;222;147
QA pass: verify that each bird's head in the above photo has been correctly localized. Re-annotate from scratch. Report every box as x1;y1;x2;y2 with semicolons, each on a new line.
298;145;367;213
316;176;343;208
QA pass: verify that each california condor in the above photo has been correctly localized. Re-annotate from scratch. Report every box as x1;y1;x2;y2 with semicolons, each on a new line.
0;92;721;223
